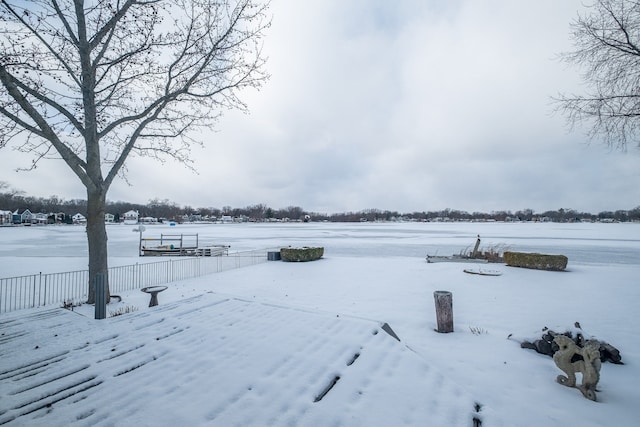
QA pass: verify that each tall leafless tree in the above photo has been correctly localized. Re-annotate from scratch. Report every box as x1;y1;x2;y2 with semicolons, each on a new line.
0;0;270;303
556;0;640;150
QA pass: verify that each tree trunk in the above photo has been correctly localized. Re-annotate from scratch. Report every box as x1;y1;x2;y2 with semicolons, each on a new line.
86;188;110;304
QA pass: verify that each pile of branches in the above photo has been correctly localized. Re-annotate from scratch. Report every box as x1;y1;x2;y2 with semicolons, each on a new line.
516;322;623;364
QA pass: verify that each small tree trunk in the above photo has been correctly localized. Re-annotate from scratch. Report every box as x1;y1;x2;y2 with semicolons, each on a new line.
434;291;453;333
94;272;107;319
86;188;110;304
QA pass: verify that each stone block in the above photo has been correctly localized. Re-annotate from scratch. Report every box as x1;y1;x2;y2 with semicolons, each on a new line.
504;251;568;271
280;247;324;262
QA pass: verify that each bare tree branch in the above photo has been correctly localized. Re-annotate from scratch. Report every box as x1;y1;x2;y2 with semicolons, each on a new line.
0;64;90;181
0;0;270;303
555;0;640;149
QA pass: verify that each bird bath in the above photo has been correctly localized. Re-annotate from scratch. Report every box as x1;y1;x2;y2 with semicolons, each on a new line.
140;286;168;307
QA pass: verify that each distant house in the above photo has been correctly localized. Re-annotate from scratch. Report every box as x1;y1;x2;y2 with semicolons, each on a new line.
123;210;139;224
140;216;158;224
72;213;87;224
12;209;32;224
53;212;69;224
33;213;48;225
105;213;115;223
0;210;12;225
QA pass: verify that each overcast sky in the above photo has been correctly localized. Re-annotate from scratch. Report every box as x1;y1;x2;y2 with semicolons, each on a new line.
2;0;639;214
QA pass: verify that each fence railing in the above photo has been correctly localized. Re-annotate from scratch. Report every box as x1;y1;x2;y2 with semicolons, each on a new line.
0;249;271;315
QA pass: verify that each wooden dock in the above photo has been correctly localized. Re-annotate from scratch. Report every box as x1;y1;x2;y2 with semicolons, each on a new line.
140;233;229;257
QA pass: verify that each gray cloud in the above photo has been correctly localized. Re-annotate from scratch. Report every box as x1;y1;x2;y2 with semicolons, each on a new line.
3;0;639;213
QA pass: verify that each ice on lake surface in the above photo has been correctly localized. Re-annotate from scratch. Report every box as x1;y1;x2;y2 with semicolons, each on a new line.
0;221;638;277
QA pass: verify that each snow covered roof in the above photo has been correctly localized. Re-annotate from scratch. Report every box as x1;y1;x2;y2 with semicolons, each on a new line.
0;295;479;426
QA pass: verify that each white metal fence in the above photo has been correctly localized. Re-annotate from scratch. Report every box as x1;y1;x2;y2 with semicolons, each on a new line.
0;249;271;315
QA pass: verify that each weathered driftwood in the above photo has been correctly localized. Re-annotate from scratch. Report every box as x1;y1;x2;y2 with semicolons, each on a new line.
504;251;568;271
433;291;454;333
280;247;324;262
463;268;502;276
553;335;601;401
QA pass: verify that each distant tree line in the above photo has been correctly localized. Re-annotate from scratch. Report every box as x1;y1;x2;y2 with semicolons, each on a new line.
1;182;638;223
313;207;640;223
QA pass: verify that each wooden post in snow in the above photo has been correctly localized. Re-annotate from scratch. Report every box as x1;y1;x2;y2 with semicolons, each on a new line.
471;235;481;258
434;291;453;333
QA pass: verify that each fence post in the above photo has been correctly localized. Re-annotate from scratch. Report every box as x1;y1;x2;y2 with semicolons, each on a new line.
95;272;107;320
42;273;47;308
433;290;454;333
32;274;38;309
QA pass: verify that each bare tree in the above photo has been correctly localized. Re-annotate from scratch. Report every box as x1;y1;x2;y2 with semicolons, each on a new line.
0;0;270;303
556;0;640;150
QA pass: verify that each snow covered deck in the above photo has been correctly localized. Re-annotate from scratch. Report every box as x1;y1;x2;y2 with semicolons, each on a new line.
0;294;480;426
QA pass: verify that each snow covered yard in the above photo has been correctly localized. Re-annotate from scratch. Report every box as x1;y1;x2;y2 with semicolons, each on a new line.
0;222;639;426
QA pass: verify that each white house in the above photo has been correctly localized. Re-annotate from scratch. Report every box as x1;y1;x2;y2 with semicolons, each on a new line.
72;213;86;224
105;213;115;223
123;210;139;224
33;213;48;225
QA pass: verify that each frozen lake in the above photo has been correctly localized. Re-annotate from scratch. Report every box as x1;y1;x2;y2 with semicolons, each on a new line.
0;221;638;277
